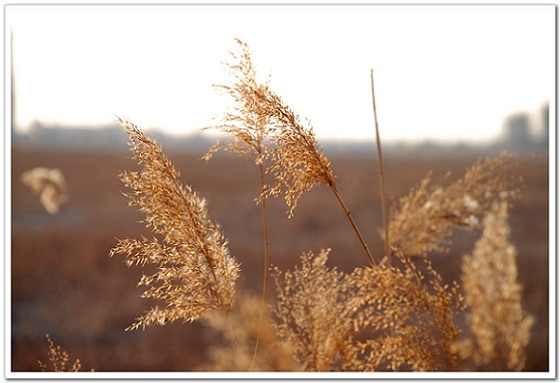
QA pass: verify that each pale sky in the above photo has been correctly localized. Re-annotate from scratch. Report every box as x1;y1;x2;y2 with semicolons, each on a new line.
5;3;555;142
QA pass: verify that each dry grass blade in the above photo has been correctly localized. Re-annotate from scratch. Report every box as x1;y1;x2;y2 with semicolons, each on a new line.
456;200;534;371
109;117;240;330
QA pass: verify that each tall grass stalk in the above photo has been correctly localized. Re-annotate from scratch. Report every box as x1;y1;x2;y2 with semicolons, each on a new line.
330;186;376;266
371;69;390;266
251;162;271;370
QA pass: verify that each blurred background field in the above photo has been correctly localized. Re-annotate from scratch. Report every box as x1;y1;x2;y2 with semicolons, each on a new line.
10;139;549;372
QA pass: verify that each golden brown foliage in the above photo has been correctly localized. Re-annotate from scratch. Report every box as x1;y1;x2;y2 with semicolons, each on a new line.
38;334;82;372
455;200;534;371
109;118;240;330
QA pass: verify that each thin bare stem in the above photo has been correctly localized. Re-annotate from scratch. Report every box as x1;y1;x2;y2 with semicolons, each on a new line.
250;162;271;370
371;69;390;266
330;186;376;267
225;311;240;369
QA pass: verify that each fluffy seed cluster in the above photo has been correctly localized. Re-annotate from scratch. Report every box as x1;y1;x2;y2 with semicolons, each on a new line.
204;38;335;217
110;117;240;330
272;249;462;371
455;200;534;371
388;152;520;257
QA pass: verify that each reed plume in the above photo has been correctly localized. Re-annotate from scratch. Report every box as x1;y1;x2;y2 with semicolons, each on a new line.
205;39;375;266
388;152;520;258
202;38;274;369
345;250;463;371
109;117;240;331
272;248;356;371
272;247;462;371
456;200;534;371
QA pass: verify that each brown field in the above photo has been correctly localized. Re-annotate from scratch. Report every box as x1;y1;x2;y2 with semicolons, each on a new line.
10;145;550;372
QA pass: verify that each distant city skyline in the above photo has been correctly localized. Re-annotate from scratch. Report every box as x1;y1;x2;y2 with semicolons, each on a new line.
6;4;555;142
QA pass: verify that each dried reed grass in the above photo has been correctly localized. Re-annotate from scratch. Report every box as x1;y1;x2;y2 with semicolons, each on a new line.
38;335;83;372
109;117;240;331
271;248;462;371
455;200;534;371
104;39;534;373
201;38;274;369
388;152;520;258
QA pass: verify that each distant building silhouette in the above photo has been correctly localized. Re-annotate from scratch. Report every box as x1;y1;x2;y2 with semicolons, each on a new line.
502;112;532;150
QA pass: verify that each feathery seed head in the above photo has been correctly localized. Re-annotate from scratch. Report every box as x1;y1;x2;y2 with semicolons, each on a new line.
110;117;240;330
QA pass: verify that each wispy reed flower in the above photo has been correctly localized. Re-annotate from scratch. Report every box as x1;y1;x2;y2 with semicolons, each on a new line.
272;248;462;371
202;38;274;168
272;248;356;371
388;152;520;257
110;117;240;330
345;250;462;371
457;200;534;370
265;97;337;218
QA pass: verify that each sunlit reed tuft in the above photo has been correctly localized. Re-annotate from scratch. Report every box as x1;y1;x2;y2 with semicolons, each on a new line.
456;200;534;371
110;117;240;331
388;152;520;258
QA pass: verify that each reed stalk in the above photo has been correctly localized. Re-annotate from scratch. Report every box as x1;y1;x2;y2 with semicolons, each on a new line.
371;69;390;266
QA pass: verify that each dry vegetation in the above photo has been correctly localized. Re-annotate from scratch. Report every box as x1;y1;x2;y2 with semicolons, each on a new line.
37;335;83;372
11;40;549;373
